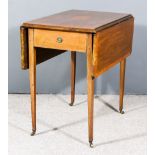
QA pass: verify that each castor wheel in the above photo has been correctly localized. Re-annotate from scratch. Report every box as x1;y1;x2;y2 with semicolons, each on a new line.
31;129;36;136
69;103;73;106
89;141;93;148
120;110;125;114
69;99;74;106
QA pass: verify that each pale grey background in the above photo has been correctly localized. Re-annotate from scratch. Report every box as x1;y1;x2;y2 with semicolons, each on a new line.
8;0;147;94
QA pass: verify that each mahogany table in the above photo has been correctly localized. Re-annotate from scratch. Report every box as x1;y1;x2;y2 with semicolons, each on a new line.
20;10;134;147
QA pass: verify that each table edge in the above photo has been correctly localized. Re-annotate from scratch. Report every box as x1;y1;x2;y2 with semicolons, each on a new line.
21;15;133;33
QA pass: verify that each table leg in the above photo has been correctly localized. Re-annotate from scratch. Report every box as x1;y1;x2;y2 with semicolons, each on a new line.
87;34;94;147
28;29;36;136
70;51;76;106
119;59;126;114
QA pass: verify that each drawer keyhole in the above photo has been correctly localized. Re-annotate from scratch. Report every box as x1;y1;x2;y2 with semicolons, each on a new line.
57;37;63;43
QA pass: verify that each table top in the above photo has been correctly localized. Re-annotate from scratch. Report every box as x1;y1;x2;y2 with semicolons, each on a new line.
22;10;132;33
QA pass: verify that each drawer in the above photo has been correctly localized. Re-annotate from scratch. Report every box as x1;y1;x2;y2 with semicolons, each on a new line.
34;29;87;52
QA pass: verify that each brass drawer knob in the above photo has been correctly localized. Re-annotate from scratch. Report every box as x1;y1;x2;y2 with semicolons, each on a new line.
57;37;63;43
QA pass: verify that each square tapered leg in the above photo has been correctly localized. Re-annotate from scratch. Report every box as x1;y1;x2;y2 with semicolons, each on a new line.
28;29;36;136
119;59;126;114
70;51;76;106
87;34;94;147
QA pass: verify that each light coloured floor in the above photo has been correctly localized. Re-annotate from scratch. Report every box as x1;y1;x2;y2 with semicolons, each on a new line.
8;94;146;155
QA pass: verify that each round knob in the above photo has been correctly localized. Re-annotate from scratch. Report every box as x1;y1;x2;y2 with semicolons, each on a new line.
57;37;63;43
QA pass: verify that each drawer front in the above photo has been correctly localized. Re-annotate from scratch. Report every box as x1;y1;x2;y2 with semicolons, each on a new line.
34;29;87;52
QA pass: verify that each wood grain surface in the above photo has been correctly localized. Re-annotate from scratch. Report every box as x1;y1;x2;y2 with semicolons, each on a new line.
86;34;94;144
22;10;132;33
20;27;29;69
119;59;126;113
93;17;134;77
70;51;76;106
20;27;66;69
34;29;87;52
28;29;36;135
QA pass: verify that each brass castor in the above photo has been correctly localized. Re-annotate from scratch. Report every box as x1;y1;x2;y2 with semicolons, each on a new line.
69;103;73;106
120;110;125;114
69;98;74;106
31;129;36;136
89;141;93;148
